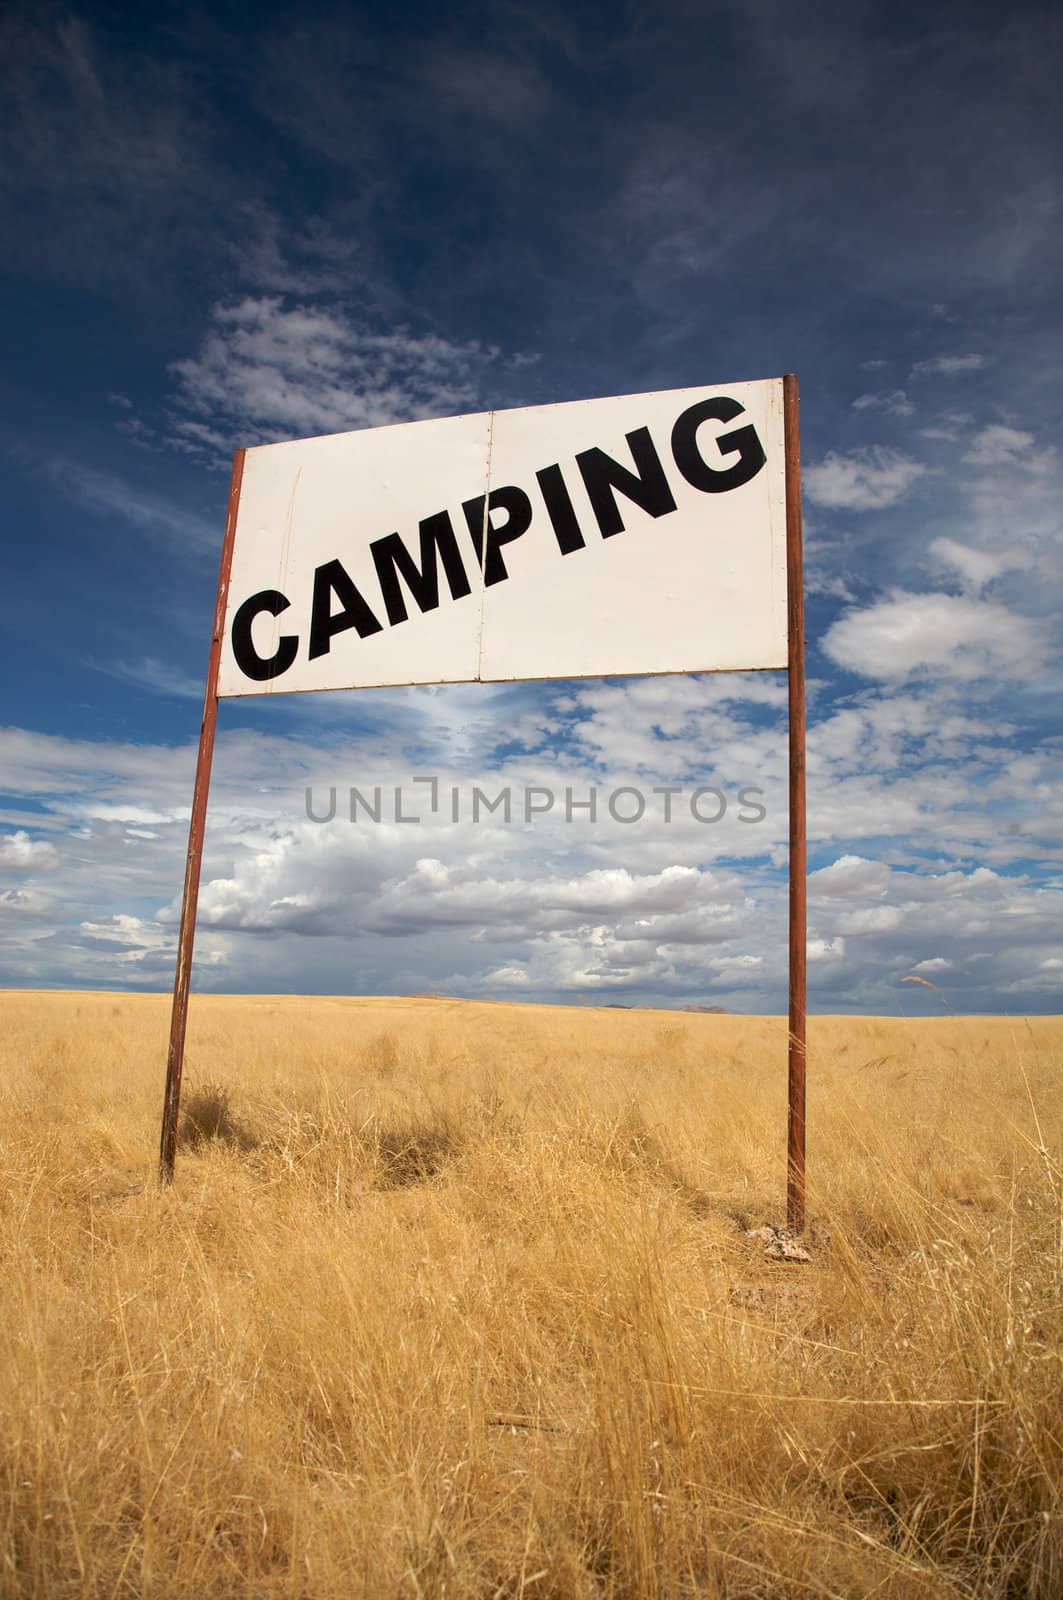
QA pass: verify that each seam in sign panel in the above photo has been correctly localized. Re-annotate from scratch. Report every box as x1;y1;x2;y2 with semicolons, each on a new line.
474;409;496;684
770;382;782;640
270;463;301;694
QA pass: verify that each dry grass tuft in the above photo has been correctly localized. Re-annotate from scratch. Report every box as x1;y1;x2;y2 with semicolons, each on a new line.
0;991;1060;1598
178;1081;257;1152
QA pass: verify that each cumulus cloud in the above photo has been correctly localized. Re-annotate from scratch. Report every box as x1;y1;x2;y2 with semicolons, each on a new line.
804;448;929;510
0;677;1059;1009
797;862;1062;1005
373;860;711;935
0;830;59;869
835;904;904;935
189;843;743;947
807;937;846;963
809;855;891;899
822;590;1043;681
0;886;51;913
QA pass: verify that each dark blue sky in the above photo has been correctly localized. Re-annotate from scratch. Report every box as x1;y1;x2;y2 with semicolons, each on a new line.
1;0;1060;1010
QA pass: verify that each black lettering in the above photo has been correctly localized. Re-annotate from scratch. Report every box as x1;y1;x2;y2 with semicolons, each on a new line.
536;463;585;555
463;486;533;586
370;510;471;626
231;590;299;681
575;426;677;538
308;559;383;661
671;397;766;493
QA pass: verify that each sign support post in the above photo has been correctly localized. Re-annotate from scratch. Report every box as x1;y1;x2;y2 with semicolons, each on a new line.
158;449;245;1183
783;375;807;1232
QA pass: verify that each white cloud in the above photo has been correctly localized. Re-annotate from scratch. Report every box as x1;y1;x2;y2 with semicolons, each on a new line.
0;886;51;913
836;904;904;935
910;354;986;377
483;962;532;988
169;296;504;455
80;803;185;826
852;389;914;416
0;689;1059;1010
809;855;891;899
807;937;846;963
80;912;167;947
0;830;59;869
78;913;227;970
917;410;974;443
383;860;706;928
928;537;1031;592
233;205;370;299
804;448;929;511
806;570;859;603
962;425;1054;472
822;590;1043;681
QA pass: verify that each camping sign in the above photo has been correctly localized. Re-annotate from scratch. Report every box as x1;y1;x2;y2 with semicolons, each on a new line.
160;375;808;1231
218;381;787;696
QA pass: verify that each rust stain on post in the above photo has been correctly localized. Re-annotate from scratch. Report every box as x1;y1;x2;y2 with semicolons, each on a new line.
783;375;807;1233
159;449;246;1183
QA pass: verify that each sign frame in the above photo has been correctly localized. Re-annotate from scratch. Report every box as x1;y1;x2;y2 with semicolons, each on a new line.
158;375;808;1230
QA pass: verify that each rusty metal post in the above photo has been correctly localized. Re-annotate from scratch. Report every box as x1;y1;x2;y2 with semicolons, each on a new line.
159;449;246;1183
783;375;807;1232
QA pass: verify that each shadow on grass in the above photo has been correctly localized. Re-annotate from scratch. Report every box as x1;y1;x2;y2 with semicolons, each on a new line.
178;1083;257;1153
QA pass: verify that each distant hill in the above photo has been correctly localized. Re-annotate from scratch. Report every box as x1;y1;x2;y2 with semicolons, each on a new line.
679;1004;731;1014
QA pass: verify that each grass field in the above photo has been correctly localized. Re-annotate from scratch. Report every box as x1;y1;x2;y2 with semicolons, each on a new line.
1;991;1060;1598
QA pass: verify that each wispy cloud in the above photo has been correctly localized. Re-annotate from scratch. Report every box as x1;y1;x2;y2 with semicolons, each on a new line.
917;410;973;442
852;390;914;417
41;457;216;551
910;353;987;378
0;12;233;293
88;656;205;701
962;425;1054;472
804;448;930;511
928;538;1031;592
168;295;508;458
418;43;551;129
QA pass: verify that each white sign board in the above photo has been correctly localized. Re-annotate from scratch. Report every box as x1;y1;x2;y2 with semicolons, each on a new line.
217;379;787;697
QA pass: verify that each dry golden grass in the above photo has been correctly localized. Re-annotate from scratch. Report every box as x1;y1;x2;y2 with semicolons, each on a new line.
1;991;1061;1598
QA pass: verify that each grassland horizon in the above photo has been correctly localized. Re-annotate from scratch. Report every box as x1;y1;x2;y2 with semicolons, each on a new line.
2;991;1060;1598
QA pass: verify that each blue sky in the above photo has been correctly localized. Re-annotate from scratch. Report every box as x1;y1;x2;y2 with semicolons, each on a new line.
1;0;1060;1012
